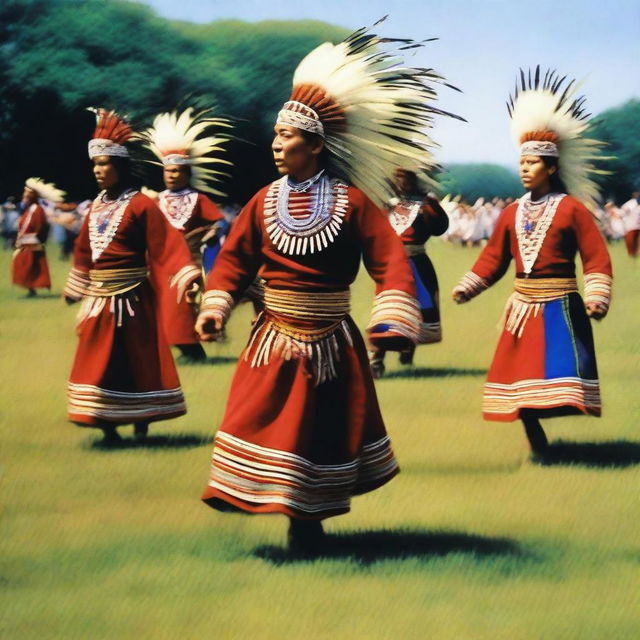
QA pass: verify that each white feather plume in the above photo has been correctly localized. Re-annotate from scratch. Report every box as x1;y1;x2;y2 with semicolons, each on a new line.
287;23;464;205
508;67;608;208
137;108;232;196
25;177;66;203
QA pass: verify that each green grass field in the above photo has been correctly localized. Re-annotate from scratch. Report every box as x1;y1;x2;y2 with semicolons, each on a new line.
1;240;638;639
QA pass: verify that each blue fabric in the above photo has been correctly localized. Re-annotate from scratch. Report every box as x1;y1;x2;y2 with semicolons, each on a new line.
409;260;434;310
202;242;221;275
543;298;579;379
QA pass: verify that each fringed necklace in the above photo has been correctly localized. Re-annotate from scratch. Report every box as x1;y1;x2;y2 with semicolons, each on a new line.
264;172;349;255
387;196;422;235
515;192;565;274
89;188;137;262
158;188;198;230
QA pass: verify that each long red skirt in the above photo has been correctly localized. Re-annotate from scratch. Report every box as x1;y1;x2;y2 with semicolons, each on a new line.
483;292;600;422
201;314;399;520
12;247;51;290
68;281;186;426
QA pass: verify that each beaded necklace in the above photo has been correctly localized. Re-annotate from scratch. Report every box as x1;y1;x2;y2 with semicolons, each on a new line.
515;192;565;274
388;196;422;235
89;188;137;262
264;173;349;255
158;188;198;230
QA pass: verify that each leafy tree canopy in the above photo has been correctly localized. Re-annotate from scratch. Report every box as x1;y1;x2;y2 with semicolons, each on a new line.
0;0;347;202
435;163;523;202
589;99;640;203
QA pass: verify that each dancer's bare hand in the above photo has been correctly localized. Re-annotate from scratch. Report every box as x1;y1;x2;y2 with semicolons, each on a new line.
196;312;224;341
585;302;607;320
452;286;469;304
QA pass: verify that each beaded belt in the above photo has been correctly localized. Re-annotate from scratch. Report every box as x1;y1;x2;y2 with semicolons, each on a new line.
502;277;578;337
86;267;148;297
403;243;426;257
246;287;353;385
263;286;351;322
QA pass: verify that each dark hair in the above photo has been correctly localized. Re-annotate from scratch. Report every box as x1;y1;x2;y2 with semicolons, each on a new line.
542;156;568;194
300;130;330;168
109;156;143;189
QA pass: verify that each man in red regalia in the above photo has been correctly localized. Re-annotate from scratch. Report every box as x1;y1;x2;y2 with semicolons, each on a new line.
138;109;232;362
64;109;202;443
12;178;65;296
195;22;461;553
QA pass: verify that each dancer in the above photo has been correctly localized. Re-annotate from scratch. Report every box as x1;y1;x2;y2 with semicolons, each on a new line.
64;109;201;443
370;169;449;377
137;108;232;362
453;67;612;455
196;22;461;553
12;178;64;296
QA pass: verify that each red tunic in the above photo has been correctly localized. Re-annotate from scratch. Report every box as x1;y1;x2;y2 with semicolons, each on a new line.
65;191;201;427
384;196;449;345
456;194;612;422
11;203;51;290
150;189;224;345
199;176;420;519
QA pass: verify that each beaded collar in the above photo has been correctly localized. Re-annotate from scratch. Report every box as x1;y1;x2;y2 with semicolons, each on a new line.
263;174;349;255
89;189;137;262
515;192;565;274
388;197;422;235
157;188;199;230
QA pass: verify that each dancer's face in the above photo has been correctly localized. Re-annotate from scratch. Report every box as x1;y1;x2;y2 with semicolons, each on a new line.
163;164;190;191
519;155;555;192
22;187;37;204
272;124;324;181
394;169;418;195
93;156;119;190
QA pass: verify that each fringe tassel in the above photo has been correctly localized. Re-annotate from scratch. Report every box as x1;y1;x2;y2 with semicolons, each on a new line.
244;318;352;386
499;293;544;338
76;292;139;332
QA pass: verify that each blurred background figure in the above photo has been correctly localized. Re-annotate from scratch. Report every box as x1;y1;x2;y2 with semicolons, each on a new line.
137;107;232;363
1;196;20;250
11;178;66;296
370;168;449;378
621;191;640;257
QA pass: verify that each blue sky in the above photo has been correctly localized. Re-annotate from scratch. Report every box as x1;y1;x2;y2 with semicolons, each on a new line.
138;0;639;167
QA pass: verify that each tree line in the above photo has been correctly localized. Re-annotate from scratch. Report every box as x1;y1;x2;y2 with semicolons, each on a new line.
1;0;636;205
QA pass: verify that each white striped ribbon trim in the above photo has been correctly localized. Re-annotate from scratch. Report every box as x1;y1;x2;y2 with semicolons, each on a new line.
368;289;422;343
169;264;202;303
68;383;185;420
583;273;612;309
483;377;600;414
208;431;397;514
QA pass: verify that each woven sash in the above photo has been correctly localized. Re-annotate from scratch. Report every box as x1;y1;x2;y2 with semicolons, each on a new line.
501;277;578;337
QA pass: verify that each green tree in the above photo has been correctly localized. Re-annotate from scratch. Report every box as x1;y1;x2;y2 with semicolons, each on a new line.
0;0;347;202
589;99;640;203
435;163;522;201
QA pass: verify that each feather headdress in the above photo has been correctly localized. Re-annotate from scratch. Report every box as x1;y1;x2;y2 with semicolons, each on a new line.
276;18;464;206
507;66;607;207
137;108;232;196
25;177;66;203
88;108;133;158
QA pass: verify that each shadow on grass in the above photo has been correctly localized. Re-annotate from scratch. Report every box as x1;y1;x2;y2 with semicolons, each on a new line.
534;440;640;469
87;433;211;451
17;292;60;300
382;367;486;380
254;529;531;566
177;356;237;366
